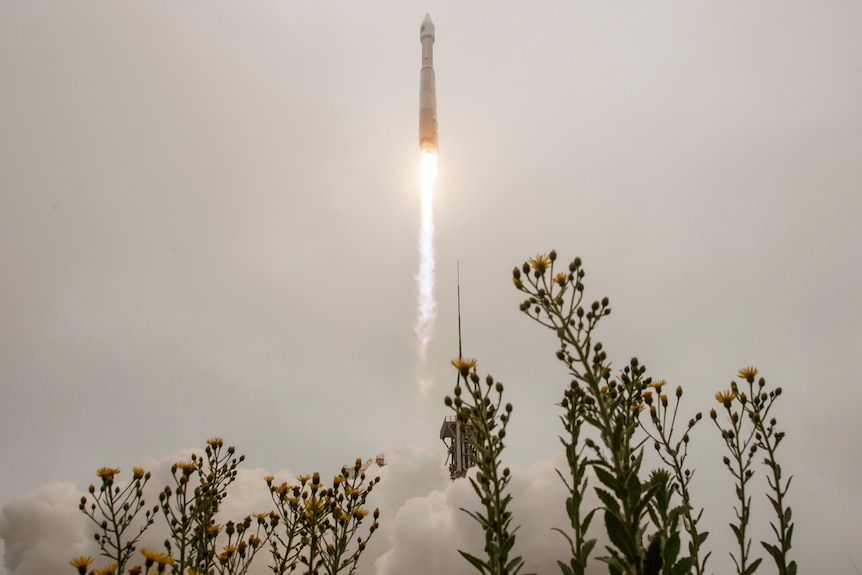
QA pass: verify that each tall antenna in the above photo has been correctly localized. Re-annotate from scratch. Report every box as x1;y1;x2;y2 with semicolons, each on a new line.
457;260;462;359
440;260;477;480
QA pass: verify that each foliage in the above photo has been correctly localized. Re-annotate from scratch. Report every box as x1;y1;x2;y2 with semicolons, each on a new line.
78;466;157;574
447;250;796;575
711;370;797;575
265;464;380;575
73;439;380;575
445;360;524;575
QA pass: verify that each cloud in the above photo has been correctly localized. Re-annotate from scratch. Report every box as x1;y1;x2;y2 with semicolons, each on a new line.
370;446;604;575
0;444;607;575
0;482;93;575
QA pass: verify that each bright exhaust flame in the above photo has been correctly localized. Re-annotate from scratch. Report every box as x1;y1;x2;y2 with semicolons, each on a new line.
416;150;438;361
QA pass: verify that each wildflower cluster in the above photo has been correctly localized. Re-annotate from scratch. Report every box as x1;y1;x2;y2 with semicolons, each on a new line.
157;437;270;575
711;367;796;575
445;358;524;575
516;251;674;575
266;464;381;575
72;439;380;575
78;464;157;574
503;251;795;575
638;380;709;575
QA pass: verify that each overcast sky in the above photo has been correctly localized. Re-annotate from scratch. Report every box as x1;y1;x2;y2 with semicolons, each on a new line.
1;2;861;574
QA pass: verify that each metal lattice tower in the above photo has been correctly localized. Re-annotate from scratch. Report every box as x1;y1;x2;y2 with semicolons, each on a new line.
441;262;477;480
440;416;476;480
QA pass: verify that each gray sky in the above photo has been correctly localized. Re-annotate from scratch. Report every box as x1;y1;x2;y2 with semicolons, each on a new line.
1;1;861;574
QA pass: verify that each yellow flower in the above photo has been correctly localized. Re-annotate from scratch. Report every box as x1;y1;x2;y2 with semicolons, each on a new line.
305;497;325;514
352;507;369;519
140;548;173;566
715;390;737;406
297;474;311;484
70;556;93;574
93;563;118;575
528;253;551;275
132;467;145;479
451;357;477;371
218;546;237;562
650;379;667;390
554;272;568;286
96;467;120;481
737;366;758;381
175;461;197;474
127;567;142;575
155;553;173;566
263;475;275;484
207;437;224;447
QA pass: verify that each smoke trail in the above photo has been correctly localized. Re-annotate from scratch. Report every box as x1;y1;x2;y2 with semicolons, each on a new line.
416;151;438;362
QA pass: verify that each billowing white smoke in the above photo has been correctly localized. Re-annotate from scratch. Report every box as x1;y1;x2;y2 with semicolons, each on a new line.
415;151;438;365
0;445;605;575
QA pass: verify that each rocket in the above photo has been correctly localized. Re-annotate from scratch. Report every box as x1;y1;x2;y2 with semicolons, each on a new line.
419;13;438;155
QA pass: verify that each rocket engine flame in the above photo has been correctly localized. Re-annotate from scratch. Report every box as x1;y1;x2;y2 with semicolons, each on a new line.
416;150;438;361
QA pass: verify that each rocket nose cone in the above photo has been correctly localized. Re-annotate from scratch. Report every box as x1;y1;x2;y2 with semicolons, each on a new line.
420;13;435;39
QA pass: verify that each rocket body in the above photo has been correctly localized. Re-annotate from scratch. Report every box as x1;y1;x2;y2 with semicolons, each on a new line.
419;13;438;154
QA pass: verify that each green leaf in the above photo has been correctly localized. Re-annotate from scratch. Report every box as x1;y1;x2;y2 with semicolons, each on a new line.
552;527;574;548
729;522;743;545
766;494;781;517
594;466;621;494
633;481;661;523
626;471;642;507
595;488;621;515
643;535;663;575
671;557;696;575
604;510;637;561
597;554;624;575
583;508;598;533
761;541;783;567
611;418;623;452
459;550;489;575
742;557;763;575
556;560;575;575
506;556;525;575
582;538;597;559
667;504;688;529
664;532;680;565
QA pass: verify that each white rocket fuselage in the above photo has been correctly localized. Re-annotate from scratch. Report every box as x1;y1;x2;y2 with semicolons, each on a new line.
419;14;437;154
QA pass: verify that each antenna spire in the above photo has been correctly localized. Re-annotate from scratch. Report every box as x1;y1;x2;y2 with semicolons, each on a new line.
457;261;462;359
